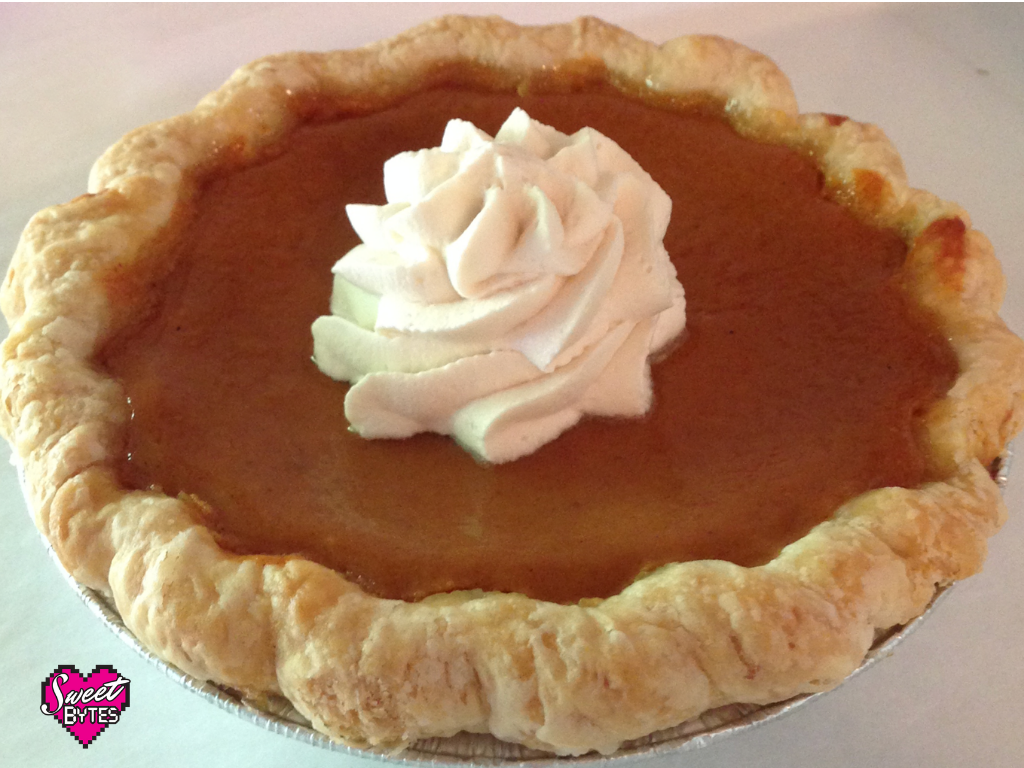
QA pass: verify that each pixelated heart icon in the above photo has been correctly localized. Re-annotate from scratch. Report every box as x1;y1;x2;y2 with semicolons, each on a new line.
40;665;130;747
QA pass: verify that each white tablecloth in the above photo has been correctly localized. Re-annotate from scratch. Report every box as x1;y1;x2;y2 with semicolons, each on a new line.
2;5;1022;767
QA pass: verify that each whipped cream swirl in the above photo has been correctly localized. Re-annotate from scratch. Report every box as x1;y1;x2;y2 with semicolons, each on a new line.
312;108;686;463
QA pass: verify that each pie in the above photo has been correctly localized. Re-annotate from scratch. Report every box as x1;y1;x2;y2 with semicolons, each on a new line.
3;16;1023;756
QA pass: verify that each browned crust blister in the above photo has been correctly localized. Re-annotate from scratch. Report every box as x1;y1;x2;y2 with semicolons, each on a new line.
3;16;1023;756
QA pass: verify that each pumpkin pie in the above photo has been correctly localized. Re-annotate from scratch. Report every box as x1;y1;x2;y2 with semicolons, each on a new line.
3;16;1023;756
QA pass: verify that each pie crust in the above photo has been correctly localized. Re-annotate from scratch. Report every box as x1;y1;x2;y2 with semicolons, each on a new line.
3;16;1024;755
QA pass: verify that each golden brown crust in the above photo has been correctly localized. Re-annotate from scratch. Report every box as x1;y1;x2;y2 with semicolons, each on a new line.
3;16;1023;755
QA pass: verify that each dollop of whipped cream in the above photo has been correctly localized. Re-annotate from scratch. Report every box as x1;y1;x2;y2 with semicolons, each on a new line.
312;108;686;463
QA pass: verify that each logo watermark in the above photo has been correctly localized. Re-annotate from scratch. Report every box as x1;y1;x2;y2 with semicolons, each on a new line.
40;665;130;747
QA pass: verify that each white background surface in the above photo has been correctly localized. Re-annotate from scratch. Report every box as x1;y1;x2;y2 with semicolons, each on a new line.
1;4;1023;767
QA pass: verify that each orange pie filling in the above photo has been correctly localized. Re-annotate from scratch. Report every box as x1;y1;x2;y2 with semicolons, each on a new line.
100;80;960;604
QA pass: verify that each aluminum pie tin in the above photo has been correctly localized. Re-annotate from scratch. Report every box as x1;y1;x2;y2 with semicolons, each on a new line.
28;451;1012;764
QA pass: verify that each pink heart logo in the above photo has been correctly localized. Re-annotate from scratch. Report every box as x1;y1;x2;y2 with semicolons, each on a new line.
40;665;130;747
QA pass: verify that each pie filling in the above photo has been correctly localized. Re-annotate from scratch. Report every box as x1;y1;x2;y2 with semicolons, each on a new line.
100;80;959;604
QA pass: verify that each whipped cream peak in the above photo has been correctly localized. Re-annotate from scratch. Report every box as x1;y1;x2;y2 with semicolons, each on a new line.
313;109;686;463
